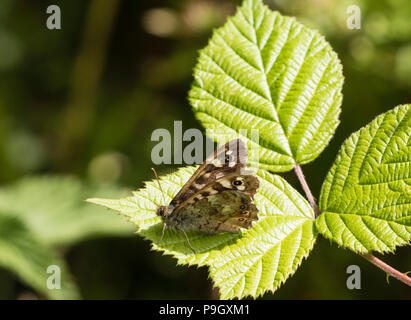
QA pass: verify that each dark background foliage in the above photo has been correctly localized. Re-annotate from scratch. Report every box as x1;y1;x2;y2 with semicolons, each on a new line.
0;0;410;299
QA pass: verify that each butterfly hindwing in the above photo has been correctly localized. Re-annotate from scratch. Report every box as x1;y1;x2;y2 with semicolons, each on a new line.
166;172;259;234
168;190;258;234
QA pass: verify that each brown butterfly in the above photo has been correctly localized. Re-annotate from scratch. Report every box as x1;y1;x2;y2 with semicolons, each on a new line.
152;139;259;252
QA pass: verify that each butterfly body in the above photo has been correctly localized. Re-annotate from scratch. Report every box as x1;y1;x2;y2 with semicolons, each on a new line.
155;139;259;251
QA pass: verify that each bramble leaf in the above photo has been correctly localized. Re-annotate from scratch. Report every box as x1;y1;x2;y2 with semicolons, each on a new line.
316;104;411;253
189;0;343;171
0;176;134;246
0;214;79;299
87;167;316;299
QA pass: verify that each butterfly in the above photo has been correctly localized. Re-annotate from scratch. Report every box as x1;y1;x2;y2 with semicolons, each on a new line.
152;139;260;252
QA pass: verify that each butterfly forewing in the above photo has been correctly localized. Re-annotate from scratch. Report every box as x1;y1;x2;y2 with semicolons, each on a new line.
161;139;260;236
175;173;259;208
169;139;248;209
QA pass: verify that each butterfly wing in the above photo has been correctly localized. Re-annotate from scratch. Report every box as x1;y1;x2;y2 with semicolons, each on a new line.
167;173;260;234
163;138;260;234
168;139;248;210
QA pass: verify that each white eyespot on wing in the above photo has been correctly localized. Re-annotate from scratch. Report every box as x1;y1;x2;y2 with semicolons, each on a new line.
215;172;225;179
207;189;219;195
236;185;246;191
212;158;224;167
219;179;232;188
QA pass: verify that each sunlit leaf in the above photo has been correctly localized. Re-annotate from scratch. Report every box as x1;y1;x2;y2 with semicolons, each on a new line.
0;176;134;246
0;214;79;299
87;167;316;299
189;0;343;171
316;104;411;253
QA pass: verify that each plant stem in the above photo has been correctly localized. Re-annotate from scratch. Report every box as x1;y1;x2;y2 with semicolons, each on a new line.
293;163;411;287
361;253;411;287
294;164;320;217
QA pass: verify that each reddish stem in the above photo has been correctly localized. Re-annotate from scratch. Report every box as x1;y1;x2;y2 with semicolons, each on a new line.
293;163;411;287
294;164;320;217
361;253;411;287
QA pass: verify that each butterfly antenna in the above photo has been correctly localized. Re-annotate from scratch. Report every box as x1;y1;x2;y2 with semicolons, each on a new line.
151;167;166;203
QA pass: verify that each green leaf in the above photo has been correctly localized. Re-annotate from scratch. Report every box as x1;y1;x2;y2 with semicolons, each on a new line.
0;214;79;299
316;104;411;254
87;167;317;299
0;176;134;247
189;0;343;172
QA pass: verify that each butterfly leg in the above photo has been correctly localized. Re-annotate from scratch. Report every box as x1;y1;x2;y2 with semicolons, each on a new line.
157;223;167;245
181;230;197;253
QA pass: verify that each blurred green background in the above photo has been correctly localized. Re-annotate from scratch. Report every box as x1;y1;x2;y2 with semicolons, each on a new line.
0;0;410;299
